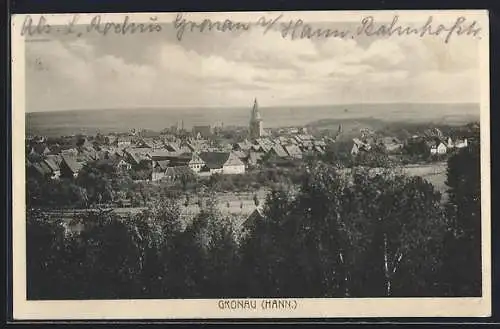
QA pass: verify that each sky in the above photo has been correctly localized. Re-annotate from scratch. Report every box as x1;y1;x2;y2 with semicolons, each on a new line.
25;18;481;112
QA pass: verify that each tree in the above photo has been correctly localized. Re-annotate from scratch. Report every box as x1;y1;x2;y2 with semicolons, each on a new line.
71;211;145;298
239;162;446;298
322;140;352;168
76;161;116;205
346;169;445;297
239;186;296;297
174;195;240;298
137;199;184;297
442;142;481;296
26;210;67;299
253;194;259;207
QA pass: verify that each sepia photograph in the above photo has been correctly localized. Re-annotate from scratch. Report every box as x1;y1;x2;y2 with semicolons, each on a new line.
11;10;490;319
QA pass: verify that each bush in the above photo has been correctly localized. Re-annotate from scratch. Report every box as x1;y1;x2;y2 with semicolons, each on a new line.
28;159;476;299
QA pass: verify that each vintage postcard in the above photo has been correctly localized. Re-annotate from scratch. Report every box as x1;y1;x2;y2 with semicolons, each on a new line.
11;10;490;320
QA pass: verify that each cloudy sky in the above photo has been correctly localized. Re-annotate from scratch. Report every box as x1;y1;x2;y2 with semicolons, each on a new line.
25;19;480;112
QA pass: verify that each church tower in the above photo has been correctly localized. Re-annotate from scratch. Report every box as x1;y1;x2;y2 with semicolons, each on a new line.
249;98;264;139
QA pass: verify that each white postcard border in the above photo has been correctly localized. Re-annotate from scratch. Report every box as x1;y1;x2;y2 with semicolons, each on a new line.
11;11;491;320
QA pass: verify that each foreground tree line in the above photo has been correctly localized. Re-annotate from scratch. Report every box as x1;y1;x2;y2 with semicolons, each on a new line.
27;143;481;299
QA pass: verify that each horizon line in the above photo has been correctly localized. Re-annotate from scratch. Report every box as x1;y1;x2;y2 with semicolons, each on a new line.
26;101;480;114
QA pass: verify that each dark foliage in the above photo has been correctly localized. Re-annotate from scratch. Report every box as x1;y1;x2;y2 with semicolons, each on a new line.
441;142;482;296
26;149;480;299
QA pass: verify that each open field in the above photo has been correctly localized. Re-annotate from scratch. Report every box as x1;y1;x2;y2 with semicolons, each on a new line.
402;161;448;200
40;162;449;232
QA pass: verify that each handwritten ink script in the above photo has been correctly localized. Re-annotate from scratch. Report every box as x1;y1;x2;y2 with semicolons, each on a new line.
20;13;482;44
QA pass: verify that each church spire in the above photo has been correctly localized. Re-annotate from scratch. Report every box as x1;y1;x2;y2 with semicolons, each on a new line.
249;98;264;139
251;97;262;121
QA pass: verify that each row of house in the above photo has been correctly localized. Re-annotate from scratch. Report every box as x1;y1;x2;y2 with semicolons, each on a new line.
350;134;469;156
233;135;327;161
151;151;246;181
428;137;468;155
27;140;248;182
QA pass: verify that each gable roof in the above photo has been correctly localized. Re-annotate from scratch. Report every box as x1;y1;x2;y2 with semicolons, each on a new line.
426;140;438;148
199;152;230;169
234;141;252;151
284;145;302;157
314;140;326;147
165;143;180;152
232;150;248;160
154;160;171;171
314;145;325;154
189;152;205;165
269;145;288;157
61;155;84;174
225;152;245;166
32;161;53;176
43;157;61;172
95;157;121;167
150;150;181;160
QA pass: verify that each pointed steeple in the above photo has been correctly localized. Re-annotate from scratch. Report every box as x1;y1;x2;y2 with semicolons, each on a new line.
251;97;262;122
249;98;264;139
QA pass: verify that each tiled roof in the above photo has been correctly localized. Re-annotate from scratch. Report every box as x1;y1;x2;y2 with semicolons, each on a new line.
199;152;230;169
61;155;84;174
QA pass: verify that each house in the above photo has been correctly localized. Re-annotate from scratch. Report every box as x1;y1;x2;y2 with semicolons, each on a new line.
60;155;85;178
295;134;315;143
351;138;371;155
136;139;154;149
79;148;98;162
455;138;468;148
284;145;303;159
43;155;62;179
267;145;288;158
247;151;264;167
96;149;110;160
380;137;403;153
313;140;327;148
430;142;447;155
117;158;132;171
233;140;252;152
232;150;248;162
106;135;118;146
313;145;325;154
250;144;266;153
181;141;198;153
113;149;125;158
163;166;194;183
165;143;180;153
199;152;246;175
149;150;179;161
277;136;292;145
117;136;136;147
351;143;360;155
437;142;447;154
187;152;205;173
94;158;122;172
29;161;53;179
447;137;455;149
152;160;171;181
61;148;79;157
123;149;151;166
